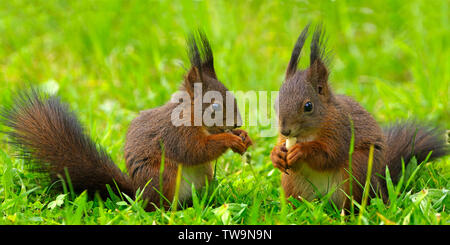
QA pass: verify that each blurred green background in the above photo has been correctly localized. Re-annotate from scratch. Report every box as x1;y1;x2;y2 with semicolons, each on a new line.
0;0;448;224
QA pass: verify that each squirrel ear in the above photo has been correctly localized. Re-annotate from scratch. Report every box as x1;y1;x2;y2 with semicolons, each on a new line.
201;65;217;80
183;29;217;96
307;23;331;97
307;59;329;97
183;67;202;97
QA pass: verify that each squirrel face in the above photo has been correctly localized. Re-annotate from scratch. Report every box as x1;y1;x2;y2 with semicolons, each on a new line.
277;64;330;139
276;24;332;140
180;30;242;134
185;73;242;134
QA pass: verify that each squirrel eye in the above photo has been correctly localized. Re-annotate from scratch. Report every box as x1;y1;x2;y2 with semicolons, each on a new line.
304;101;313;112
212;103;222;111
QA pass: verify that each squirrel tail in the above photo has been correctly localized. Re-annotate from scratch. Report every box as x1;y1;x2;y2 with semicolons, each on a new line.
383;121;449;182
0;89;134;198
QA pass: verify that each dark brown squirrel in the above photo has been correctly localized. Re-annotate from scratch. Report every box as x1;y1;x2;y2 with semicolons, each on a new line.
0;30;252;211
270;24;449;210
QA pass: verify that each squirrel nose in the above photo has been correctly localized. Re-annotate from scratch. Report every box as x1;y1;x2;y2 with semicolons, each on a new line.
281;129;291;137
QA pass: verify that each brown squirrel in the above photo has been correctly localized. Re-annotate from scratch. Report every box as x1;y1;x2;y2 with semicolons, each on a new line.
270;24;449;210
0;30;252;211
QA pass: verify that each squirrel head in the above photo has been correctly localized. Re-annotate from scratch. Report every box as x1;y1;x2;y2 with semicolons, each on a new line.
180;30;242;134
276;24;333;139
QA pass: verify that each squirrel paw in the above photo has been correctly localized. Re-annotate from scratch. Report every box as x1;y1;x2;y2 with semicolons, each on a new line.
232;129;253;148
228;134;248;155
270;144;289;174
286;143;304;166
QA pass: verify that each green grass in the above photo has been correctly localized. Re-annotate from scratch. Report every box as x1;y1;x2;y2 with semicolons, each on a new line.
0;0;449;225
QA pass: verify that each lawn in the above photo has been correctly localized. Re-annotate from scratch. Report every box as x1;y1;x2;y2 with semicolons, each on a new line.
0;0;448;225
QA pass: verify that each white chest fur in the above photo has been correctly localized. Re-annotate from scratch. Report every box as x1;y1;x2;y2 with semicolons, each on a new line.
291;164;345;207
178;163;212;202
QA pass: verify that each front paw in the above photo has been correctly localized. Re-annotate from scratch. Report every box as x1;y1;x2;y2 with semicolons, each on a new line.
270;144;289;173
231;129;253;148
228;134;248;155
287;143;304;167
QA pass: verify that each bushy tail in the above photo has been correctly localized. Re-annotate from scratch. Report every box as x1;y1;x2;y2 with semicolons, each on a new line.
0;89;134;198
384;121;449;182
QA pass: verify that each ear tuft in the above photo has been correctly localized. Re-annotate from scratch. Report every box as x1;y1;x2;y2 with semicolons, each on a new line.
186;29;217;82
307;23;332;98
197;30;216;79
183;29;217;97
285;23;310;80
307;59;329;96
310;24;331;67
285;23;332;81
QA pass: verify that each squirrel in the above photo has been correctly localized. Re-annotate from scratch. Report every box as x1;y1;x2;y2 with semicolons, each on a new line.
270;24;449;211
0;30;252;211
